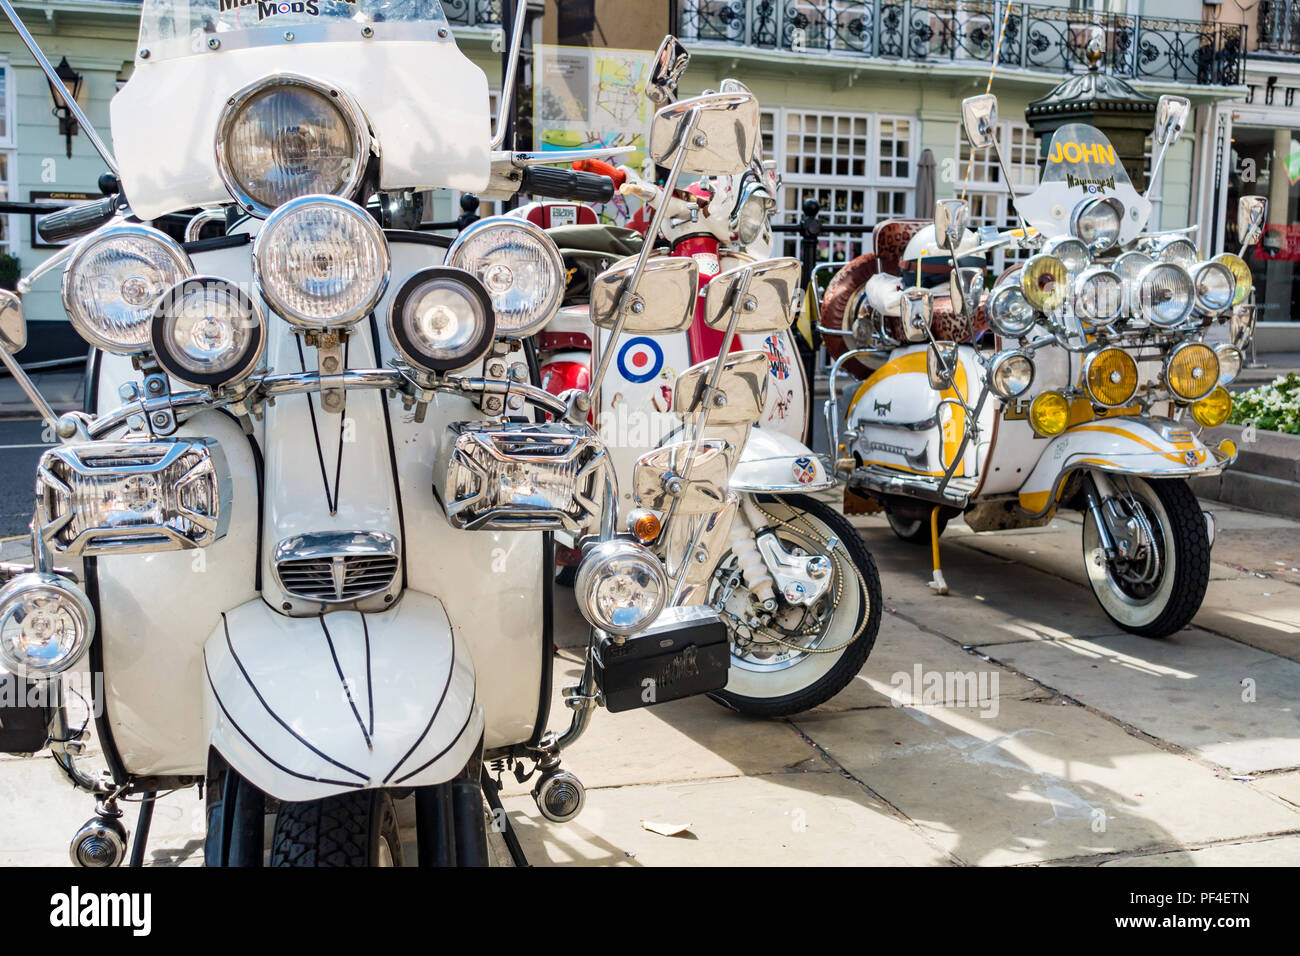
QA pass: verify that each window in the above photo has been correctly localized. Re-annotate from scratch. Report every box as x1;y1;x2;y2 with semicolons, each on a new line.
767;108;919;262
956;119;1039;275
0;59;15;258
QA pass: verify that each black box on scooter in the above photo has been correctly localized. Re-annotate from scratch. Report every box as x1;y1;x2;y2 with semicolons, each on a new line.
593;605;730;713
0;672;51;754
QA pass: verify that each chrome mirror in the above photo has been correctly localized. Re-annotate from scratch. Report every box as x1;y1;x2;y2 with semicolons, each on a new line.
632;439;735;515
1153;95;1191;148
961;94;998;150
948;267;983;320
1229;303;1256;350
0;290;25;354
900;287;933;344
702;257;801;334
1237;196;1267;248
650;90;760;177
646;35;691;106
934;199;969;254
589;255;699;334
674;350;769;426
927;341;958;390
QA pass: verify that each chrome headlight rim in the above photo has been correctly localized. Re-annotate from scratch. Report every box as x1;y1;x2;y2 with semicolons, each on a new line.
214;73;371;219
386;266;497;374
446;216;566;339
61;223;195;355
1212;252;1253;307
150;276;267;389
986;281;1037;338
0;571;95;679
1082;346;1139;408
1073;264;1124;328
988;348;1035;401
1189;260;1236;316
1136;261;1194;329
1021;253;1070;313
732;183;774;245
1163;340;1221;402
1214;342;1243;385
252;194;391;330
574;539;668;637
1069;196;1123;254
1153;235;1199;268
1041;236;1091;278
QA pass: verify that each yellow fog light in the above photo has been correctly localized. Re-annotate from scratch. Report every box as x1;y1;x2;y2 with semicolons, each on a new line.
1029;390;1070;437
1217;437;1237;461
1164;342;1220;402
1191;386;1232;428
1021;254;1068;312
1213;253;1252;306
1082;347;1138;407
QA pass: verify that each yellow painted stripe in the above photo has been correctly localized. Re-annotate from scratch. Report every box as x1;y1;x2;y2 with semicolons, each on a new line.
848;351;969;477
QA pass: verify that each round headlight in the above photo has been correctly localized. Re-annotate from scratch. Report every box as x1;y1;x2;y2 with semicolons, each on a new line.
1041;236;1091;279
986;282;1038;338
1213;253;1252;306
0;572;94;679
253;195;389;329
1083;347;1139;407
1189;260;1236;316
1137;262;1194;328
988;349;1034;400
447;217;565;338
1191;385;1232;428
1164;341;1220;402
387;267;496;374
1112;250;1153;317
1029;390;1070;437
62;224;193;354
735;190;771;245
574;540;668;637
1153;236;1198;268
1073;265;1124;327
150;277;266;389
1215;343;1243;385
215;74;370;217
1021;254;1069;312
1070;197;1122;253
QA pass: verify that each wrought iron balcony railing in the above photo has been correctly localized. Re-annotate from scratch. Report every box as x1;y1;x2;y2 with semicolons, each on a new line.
674;1;1246;86
1259;0;1300;54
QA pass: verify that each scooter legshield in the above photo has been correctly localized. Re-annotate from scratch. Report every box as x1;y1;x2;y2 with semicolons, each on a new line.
202;591;483;802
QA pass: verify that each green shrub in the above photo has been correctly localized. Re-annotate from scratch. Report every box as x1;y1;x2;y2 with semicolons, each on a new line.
1227;372;1300;435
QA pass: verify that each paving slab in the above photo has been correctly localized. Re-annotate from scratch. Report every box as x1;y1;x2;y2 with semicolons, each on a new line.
501;770;952;866
498;658;820;794
981;628;1300;774
791;696;1300;866
1094;834;1300;866
809;613;1046;714
1257;772;1300;810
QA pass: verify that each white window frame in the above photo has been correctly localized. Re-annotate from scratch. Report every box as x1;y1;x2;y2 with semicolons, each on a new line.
768;106;921;261
0;56;17;258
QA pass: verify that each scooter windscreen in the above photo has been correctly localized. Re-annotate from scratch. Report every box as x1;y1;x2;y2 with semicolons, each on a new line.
1013;122;1153;246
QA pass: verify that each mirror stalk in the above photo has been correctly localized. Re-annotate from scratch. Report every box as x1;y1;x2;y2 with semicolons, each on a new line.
489;0;529;151
0;346;63;435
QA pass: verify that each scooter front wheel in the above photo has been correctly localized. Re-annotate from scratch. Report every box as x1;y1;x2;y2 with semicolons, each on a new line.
708;494;882;717
270;790;404;867
1082;476;1210;637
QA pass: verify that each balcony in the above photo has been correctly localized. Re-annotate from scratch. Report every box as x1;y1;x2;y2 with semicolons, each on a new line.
1259;0;1300;54
674;1;1247;87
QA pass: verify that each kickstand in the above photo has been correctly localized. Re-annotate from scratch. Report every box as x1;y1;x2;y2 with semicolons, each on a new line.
928;505;949;596
480;769;531;868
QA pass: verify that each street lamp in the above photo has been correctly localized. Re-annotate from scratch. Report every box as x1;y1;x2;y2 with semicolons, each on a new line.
46;56;83;159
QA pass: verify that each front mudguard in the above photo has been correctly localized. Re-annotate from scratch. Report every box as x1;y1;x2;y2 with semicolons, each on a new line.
1017;416;1236;517
203;591;483;803
730;427;835;493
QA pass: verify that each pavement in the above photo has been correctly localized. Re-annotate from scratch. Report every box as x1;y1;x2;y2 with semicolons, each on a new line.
2;490;1298;867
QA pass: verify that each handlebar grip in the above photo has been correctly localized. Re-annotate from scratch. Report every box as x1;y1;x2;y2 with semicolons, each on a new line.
572;159;627;189
520;165;614;203
37;195;120;245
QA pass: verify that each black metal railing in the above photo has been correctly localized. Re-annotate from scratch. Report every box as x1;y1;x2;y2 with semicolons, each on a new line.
1259;0;1300;53
444;0;503;28
676;1;1246;86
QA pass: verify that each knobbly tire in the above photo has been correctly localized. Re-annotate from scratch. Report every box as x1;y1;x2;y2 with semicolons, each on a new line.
711;494;882;718
1083;477;1210;639
270;791;403;867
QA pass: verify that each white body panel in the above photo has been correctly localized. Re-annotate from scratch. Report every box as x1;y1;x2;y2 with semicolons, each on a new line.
112;40;491;219
731;426;833;492
204;592;482;802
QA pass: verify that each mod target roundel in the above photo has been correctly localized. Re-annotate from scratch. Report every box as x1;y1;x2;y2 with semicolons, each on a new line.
617;336;664;384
